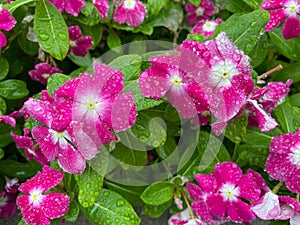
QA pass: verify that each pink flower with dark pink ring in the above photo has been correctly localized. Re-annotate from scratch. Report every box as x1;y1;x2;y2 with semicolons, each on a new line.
16;166;70;225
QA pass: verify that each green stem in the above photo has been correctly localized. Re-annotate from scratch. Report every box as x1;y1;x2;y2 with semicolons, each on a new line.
272;181;283;194
180;188;195;220
3;0;36;13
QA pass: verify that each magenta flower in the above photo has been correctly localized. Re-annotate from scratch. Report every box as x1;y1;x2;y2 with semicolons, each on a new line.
48;0;86;17
113;0;146;27
185;0;215;26
181;32;254;135
93;0;109;19
138;53;209;119
0;178;19;218
17;166;70;225
266;128;300;193
28;63;63;85
246;79;291;131
56;64;136;147
168;209;206;225
68;25;93;57
190;18;222;38
0;114;16;127
262;0;300;39
0;8;17;50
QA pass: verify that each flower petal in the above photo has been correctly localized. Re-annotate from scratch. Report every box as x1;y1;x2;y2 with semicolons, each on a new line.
39;165;64;191
186;183;203;200
214;162;242;185
282;16;300;39
194;174;217;193
227;199;256;222
264;9;287;32
65;0;85;16
18;172;42;194
191;200;214;221
0;32;7;49
265;153;294;181
238;172;261;201
94;0;109;19
0;9;17;31
286;168;300;193
206;194;227;218
41;192;70;219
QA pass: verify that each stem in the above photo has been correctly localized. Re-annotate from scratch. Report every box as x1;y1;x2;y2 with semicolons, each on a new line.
297;193;299;202
272;181;283;194
258;65;283;80
180;188;195;220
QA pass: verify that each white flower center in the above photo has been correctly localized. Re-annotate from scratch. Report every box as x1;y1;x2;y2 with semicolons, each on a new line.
210;60;238;87
0;196;7;207
220;183;239;201
195;7;204;16
170;74;182;87
203;21;217;32
50;130;71;147
70;40;77;47
124;0;136;9
289;147;300;166
285;0;299;16
42;73;50;79
29;189;43;206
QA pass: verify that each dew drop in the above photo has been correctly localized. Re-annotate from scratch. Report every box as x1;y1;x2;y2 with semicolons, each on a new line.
39;34;49;41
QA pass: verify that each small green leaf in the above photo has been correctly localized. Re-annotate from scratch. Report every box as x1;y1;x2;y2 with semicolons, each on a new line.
3;0;35;13
68;52;93;67
223;0;252;13
225;113;248;144
0;96;7;114
75;2;100;26
0;148;4;160
81;189;141;225
241;0;262;9
142;200;172;218
74;165;104;208
147;0;169;15
47;73;71;96
141;181;174;205
34;0;69;60
0;79;28;99
107;32;122;50
188;0;200;6
64;201;80;222
243;127;281;146
268;220;290;225
80;23;103;50
18;219;28;225
289;94;300;107
17;28;39;56
0;56;9;81
249;32;269;68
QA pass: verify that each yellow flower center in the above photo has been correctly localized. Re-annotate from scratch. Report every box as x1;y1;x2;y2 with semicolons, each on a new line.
87;101;96;110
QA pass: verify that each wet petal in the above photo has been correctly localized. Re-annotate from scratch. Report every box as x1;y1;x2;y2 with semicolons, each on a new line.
41;192;70;219
283;16;300;39
0;32;7;49
206;194;227;218
264;9;287;31
94;0;109;19
39;166;64;191
266;153;294;181
186;183;203;200
18;172;42;194
65;0;85;16
0;8;17;31
227;199;256;222
191;200;214;221
214;162;242;185
48;0;65;12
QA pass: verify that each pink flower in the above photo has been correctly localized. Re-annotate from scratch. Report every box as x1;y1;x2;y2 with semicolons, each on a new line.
138;53;209;119
0;8;17;50
93;0;109;19
68;25;93;57
28;63;63;85
0;179;19;218
0;114;16;127
203;162;259;222
181;32;254;135
56;64;136;147
168;208;206;225
261;0;300;39
190;18;222;38
24;91;87;174
266;128;300;193
113;0;147;27
185;0;215;26
246;79;292;131
48;0;86;16
17;166;70;225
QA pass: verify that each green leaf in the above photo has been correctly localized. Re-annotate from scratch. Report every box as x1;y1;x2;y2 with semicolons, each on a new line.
187;34;207;42
107;32;122;50
68;52;93;67
17;28;39;56
34;0;69;60
223;0;252;13
225;113;248;144
188;0;200;6
134;24;154;35
0;96;7;114
241;0;262;9
141;181;174;205
0;148;4;160
289;94;300;107
243;127;282;146
74;165;104;208
47;73;71;96
147;0;169;15
272;62;300;83
249;32;269;68
0;56;9;81
142;200;172;218
214;9;269;54
0;160;42;181
3;0;35;13
156;136;177;159
269;220;290;225
0;79;28;99
269;28;300;61
64;201;80;222
0;124;13;147
75;2;100;26
18;219;28;225
81;189;140;225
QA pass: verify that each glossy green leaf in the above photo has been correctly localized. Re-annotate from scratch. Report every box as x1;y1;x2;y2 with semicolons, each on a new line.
156;136;177;159
223;0;252;13
142;200;172;218
0;96;7;114
0;56;9;81
34;0;69;60
289;94;300;107
68;52;93;67
80;23;103;50
74;165;104;207
0;124;13;147
81;189;140;225
17;28;39;56
141;181;174;205
107;32;122;50
76;2;100;26
214;9;269;54
0;79;28;99
0;148;4;160
147;0;169;15
47;73;71;96
241;0;262;9
188;0;200;6
3;0;35;13
272;62;300;83
18;219;28;225
225;113;248;144
64;201;80;222
249;32;269;68
243;127;282;146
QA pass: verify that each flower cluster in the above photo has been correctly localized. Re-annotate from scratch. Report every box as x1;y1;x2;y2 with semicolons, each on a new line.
0;178;19;218
28;63;63;85
68;25;93;57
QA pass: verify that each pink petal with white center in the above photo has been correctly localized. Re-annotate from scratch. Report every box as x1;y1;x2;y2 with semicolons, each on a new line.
1;115;16;127
0;32;7;49
265;153;294;181
264;9;287;31
39;166;64;191
237;172;261;201
191;200;214;221
194;174;217;193
24;99;54;127
111;93;136;131
214;162;242;185
186;183;203;200
41;192;70;219
48;0;64;12
261;0;289;10
0;9;17;31
285;168;300;193
283;15;300;39
227;199;255;222
72;36;93;57
251;191;280;220
65;0;86;16
206;194;227;218
58;143;86;174
190;19;221;38
94;0;109;19
138;67;170;99
18;172;42;194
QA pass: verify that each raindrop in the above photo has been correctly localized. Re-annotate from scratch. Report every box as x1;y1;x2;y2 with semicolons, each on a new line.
58;33;67;40
39;34;49;41
250;35;257;41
